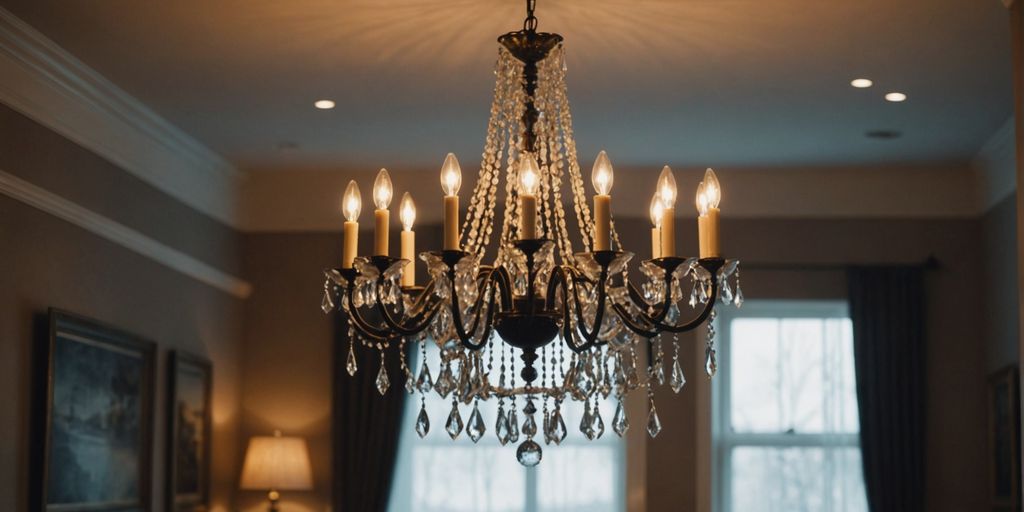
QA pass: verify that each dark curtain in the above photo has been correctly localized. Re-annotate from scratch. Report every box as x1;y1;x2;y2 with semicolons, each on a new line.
333;313;407;512
847;266;926;512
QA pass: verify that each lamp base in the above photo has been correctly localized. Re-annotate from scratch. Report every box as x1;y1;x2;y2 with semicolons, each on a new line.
267;490;280;512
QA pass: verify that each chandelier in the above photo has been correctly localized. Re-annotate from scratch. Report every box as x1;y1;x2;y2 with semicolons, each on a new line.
322;0;742;467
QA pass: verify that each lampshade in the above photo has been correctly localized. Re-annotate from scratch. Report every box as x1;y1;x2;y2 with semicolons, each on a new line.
239;432;314;491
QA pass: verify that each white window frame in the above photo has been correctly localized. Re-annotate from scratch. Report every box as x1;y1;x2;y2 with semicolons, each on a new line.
711;300;859;512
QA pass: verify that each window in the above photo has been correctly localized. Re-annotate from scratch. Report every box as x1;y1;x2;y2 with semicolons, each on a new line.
389;342;625;512
713;301;868;512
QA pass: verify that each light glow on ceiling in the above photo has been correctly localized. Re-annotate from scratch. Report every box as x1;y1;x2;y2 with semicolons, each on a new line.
314;99;336;109
850;78;873;88
884;92;907;103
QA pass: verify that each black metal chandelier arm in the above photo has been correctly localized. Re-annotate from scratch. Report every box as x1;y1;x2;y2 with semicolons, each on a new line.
343;285;400;342
611;303;660;338
447;268;506;350
372;290;443;337
563;268;610;347
653;280;719;333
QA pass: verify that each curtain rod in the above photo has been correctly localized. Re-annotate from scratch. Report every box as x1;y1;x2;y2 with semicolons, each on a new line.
738;255;939;272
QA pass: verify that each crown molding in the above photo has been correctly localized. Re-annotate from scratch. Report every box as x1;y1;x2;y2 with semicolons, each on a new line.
0;169;252;298
0;7;242;226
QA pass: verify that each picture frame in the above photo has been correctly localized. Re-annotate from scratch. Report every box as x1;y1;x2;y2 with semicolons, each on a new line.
31;309;155;512
165;351;213;512
989;365;1021;511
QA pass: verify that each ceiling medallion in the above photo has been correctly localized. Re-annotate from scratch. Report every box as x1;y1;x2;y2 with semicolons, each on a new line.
322;0;742;466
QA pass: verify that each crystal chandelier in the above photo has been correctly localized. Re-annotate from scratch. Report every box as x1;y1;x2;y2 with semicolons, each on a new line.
322;0;742;466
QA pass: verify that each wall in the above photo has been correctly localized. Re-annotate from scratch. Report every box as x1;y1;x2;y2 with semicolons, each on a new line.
983;195;1020;371
240;212;990;512
0;104;246;511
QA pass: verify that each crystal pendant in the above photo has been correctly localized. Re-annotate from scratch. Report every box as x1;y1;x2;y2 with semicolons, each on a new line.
416;362;434;393
543;410;553;445
647;402;662;438
613;399;630;437
416;403;430;438
321;289;334;313
670;359;687;393
508;407;521;443
496;406;511;446
721;279;734;304
523;412;538;438
653;357;665;386
580;400;594;440
346;344;358;376
705;346;718;378
590;403;605;440
376;362;390;395
434;363;454;398
516;440;543;467
734;282;744;308
551;407;567;445
405;375;415;394
467;402;486;443
446;401;464;440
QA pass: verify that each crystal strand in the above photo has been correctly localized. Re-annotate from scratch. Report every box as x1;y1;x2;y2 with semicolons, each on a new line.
705;309;718;378
346;336;358;377
375;350;390;395
646;385;662;438
734;268;744;308
446;396;464;440
670;334;686;393
416;393;430;438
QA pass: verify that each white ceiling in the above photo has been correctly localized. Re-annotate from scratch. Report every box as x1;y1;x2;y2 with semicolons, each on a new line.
0;0;1014;175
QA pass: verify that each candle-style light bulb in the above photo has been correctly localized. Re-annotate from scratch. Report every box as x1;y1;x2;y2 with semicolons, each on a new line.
657;165;678;207
400;192;416;231
695;181;709;216
650;193;664;228
373;168;393;209
591;150;614;195
519;154;541;196
342;180;361;222
703;168;721;208
440;152;462;196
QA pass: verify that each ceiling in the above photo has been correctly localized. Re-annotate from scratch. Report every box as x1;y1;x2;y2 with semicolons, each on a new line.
0;0;1014;173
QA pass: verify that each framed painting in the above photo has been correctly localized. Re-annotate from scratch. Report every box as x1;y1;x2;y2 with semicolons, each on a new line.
165;351;213;512
32;309;155;511
989;365;1021;511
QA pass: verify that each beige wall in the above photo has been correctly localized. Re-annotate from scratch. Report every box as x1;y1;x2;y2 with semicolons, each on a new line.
0;105;246;511
241;213;990;512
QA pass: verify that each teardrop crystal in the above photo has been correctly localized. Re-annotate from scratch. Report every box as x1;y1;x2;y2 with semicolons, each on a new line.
415;403;430;438
496;406;511;446
543;410;554;445
705;346;718;378
591;404;605;440
734;283;744;308
376;363;390;395
434;363;454;398
580;401;594;440
321;289;334;313
467;402;486;443
613;400;630;437
670;359;687;393
346;344;358;376
516;440;543;467
405;375;415;394
523;412;538;438
446;402;464;440
552;407;567;445
416;362;434;393
508;407;521;443
653;357;665;386
647;403;662;438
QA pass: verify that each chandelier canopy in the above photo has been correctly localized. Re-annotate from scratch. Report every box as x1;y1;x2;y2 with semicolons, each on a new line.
323;0;742;466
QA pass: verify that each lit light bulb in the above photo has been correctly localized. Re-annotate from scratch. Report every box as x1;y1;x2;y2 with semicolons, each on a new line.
400;192;416;231
591;150;614;195
649;192;664;228
519;154;541;196
342;180;361;222
373;168;393;209
695;181;709;216
657;165;677;207
702;168;721;208
440;152;462;196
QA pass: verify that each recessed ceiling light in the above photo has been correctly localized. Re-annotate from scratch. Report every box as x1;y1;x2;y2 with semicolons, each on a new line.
314;99;336;110
850;78;873;88
885;92;907;103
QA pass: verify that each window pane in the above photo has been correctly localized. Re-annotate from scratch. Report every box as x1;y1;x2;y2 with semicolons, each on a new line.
729;317;859;434
410;445;526;512
536;445;619;511
730;447;868;512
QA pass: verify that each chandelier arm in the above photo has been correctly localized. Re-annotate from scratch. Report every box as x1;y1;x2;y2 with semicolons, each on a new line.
372;291;443;337
343;287;401;342
565;268;609;346
653;280;719;333
447;268;505;350
610;303;660;338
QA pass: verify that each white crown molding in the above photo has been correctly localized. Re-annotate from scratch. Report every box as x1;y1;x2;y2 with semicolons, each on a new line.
971;117;1016;211
0;7;242;226
0;169;252;298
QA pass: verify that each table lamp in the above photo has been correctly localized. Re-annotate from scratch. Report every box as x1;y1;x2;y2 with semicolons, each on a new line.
239;430;313;511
